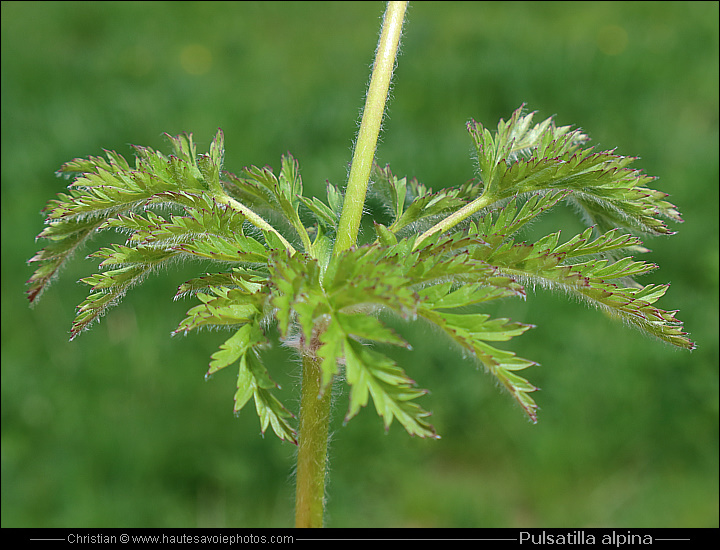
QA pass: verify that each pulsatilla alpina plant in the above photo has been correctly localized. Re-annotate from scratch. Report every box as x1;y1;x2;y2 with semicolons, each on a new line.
27;106;695;435
27;2;693;528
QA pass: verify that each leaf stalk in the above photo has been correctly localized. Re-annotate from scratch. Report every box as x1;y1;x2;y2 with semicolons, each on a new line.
213;193;297;254
413;192;495;250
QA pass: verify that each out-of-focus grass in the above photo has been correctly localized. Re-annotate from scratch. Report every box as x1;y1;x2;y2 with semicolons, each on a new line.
2;1;717;527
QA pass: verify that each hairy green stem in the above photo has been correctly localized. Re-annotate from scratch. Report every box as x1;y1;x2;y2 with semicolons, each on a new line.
295;352;333;528
334;1;408;255
292;2;408;528
293;3;407;528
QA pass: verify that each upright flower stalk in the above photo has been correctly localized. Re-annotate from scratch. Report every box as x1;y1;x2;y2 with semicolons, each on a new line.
294;1;407;527
334;1;408;256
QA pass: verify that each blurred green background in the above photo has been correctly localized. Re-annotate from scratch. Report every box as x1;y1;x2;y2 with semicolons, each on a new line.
2;1;717;528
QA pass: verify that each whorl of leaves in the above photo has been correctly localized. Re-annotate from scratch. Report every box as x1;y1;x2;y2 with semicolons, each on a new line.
28;106;693;443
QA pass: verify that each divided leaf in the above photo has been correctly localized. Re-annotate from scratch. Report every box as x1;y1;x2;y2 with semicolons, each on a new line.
27;130;228;307
208;322;296;443
343;338;436;438
175;286;264;335
465;226;693;349
418;283;539;422
467;105;684;235
316;310;435;438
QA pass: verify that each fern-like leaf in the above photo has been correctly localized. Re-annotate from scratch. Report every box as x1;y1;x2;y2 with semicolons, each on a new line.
467;105;683;235
208;322;296;443
26;216;106;303
465;227;694;349
28;130;228;308
417;282;539;421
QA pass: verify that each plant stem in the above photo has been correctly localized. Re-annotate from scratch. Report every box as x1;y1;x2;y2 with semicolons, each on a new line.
334;1;408;256
294;352;333;528
294;1;407;528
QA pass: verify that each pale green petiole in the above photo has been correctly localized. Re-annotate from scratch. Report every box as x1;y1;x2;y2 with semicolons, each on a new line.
413;192;495;250
213;193;297;255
